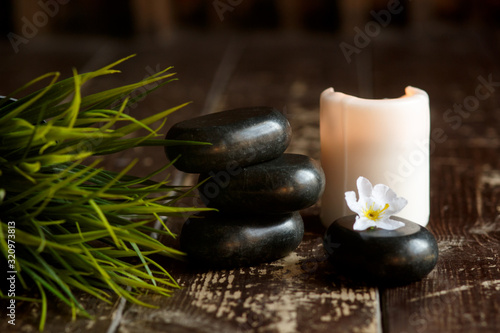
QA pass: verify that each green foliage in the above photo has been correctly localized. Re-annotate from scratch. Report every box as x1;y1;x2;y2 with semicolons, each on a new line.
0;55;210;330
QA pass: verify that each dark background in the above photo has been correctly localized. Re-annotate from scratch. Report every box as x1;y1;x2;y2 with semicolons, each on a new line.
1;0;500;36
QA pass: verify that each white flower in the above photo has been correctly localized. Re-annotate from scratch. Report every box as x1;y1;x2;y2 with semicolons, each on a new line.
345;177;407;231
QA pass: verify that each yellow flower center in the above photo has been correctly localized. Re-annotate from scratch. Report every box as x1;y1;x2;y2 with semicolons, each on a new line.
362;203;390;221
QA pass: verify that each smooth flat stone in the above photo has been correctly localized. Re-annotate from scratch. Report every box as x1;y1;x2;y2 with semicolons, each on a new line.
165;107;291;173
180;211;304;268
323;215;438;285
197;153;325;213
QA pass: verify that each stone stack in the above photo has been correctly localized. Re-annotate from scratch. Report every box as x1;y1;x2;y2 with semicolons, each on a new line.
165;107;325;268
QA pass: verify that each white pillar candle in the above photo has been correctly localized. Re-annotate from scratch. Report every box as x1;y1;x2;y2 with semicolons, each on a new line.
319;86;430;228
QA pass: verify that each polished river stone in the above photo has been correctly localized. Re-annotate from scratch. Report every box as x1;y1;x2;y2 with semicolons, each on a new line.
180;211;304;267
165;107;291;173
197;153;325;213
323;215;438;285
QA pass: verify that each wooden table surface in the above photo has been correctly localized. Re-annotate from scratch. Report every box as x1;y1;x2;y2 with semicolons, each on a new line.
1;23;500;332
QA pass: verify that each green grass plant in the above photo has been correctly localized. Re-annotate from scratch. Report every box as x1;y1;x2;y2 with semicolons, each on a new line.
0;55;209;330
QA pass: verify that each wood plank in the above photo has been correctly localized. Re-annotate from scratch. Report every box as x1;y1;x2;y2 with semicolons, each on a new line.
382;156;500;333
372;27;500;333
0;292;117;332
119;216;381;333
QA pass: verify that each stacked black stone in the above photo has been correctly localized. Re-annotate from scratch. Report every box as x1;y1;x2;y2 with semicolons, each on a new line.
165;107;325;268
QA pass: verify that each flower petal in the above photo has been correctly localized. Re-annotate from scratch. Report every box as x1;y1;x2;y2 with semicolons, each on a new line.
376;218;405;230
359;197;376;212
353;217;377;231
345;177;408;231
386;197;408;216
356;177;373;198
373;184;395;202
345;191;361;214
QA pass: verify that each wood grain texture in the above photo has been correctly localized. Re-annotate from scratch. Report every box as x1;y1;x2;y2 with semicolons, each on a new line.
2;23;500;333
119;216;380;333
372;27;500;333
